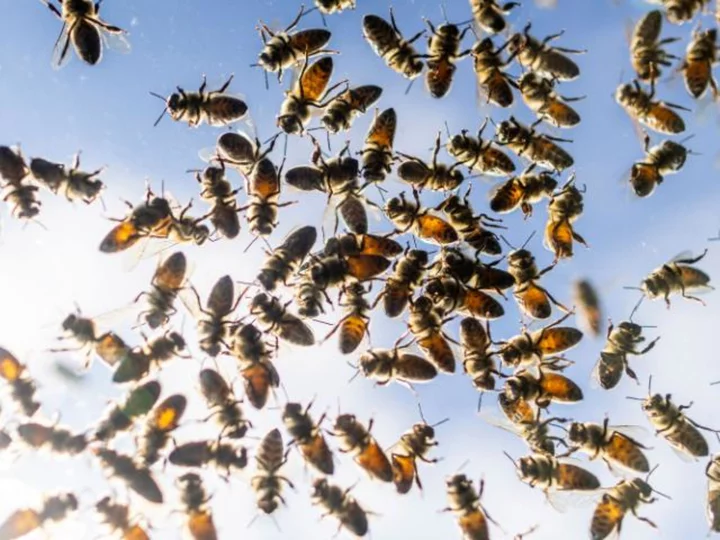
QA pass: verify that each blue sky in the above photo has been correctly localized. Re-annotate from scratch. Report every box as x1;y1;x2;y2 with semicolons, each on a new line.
1;0;719;538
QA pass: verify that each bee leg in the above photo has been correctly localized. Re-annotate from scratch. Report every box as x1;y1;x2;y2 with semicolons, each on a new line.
553;46;587;55
217;75;235;94
39;0;62;19
632;511;657;529
635;336;660;355
541;30;565;45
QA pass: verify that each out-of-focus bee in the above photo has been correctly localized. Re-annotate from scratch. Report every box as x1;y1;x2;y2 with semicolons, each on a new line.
443;475;497;540
504;368;584;410
507;246;567;320
94;448;163;503
707;454;720;532
471;38;518;108
590;477;664;540
177;473;218;540
96;496;150;540
138;394;187;466
509;453;600;498
360;107;397;187
437;191;503;255
573;279;602;337
30;152;105;203
322;85;383;133
593;320;659;390
252;428;293;515
40;0;129;68
631;10;679;82
17;421;87;455
385;190;458;245
323;282;371;354
680;27;718;99
315;0;356;15
397;134;465;192
169;440;248;475
0;492;78;540
630;132;690;198
635;249;712;307
226;323;280;410
194;164;241;239
407;295;456;373
151;75;248;128
141;330;190;367
199;368;251;439
566;418;651;474
0;145;29;184
446;120;516;176
185;275;239;357
507;23;584;81
331;414;393;482
378;248;430;318
282;401;334;475
294;276;330;319
489;166;558;217
615;80;688;135
250;292;315;347
491;407;570;456
363;10;424;80
0;346;40;417
654;0;710;25
0;430;12;451
2;177;42;222
518;72;583;128
495;116;574;172
499;313;582;370
544;175;588;261
49;309;117;366
424;19;472;98
319;232;403;259
135;251;187;329
471;0;520;34
311;478;369;537
460;318;500;396
95;380;161;442
108;337;149;384
390;410;445;493
256;225;317;291
359;344;439;387
425;276;505;320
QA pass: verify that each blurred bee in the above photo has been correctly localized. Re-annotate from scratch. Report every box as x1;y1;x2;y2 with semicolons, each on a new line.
96;497;150;540
656;0;710;25
362;10;424;79
631;133;691;199
108;338;150;384
378;248;430;318
17;421;87;455
282;401;334;475
488;408;569;456
134;251;187;329
322;85;383;133
318;232;403;259
315;0;356;15
0;145;29;184
31;152;104;204
227;323;280;410
443;475;497;540
177;473;218;540
407;295;456;373
446;119;516;176
185;275;239;357
94;448;163;503
390;409;445;493
631;10;679;82
495;116;574;172
169;440;248;475
471;0;520;34
635;249;712;307
507;246;567;320
195;164;241;239
0;346;40;417
2;178;42;222
504;368;584;409
151;75;248;128
256;225;317;291
436;190;503;255
250;292;315;347
138;394;187;466
0;430;12;452
140;330;190;370
294;276;330;319
615;80;688;134
28;157;65;194
518;72;583;128
199;368;251;439
591;477;665;540
425;276;505;320
544;175;588;261
471;38;518;108
489;166;558;217
507;23;584;81
385;190;458;245
330;413;393;482
0;493;78;540
509;453;600;498
311;478;369;538
572;279;602;337
359;344;439;387
397;133;465;192
323;282;371;354
95;380;162;442
40;0;129;68
162;200;211;247
252;428;293;514
593;320;659;390
424;19;472;98
360;107;397;187
566;418;651;474
707;454;720;532
680;27;718;99
461;318;501;396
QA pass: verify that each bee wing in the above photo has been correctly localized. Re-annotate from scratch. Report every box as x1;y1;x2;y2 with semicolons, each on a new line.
0;509;41;539
51;22;72;70
366;108;396;149
288;29;332;57
347;85;383;112
478;411;523;437
391;452;416;494
356;438;393;482
178;283;204;321
679;266;713;290
99;26;131;55
498;394;537;425
603;430;652;475
545;485;603;513
277;314;315;346
285;166;326;192
608;425;652;446
153;251;188;291
632;10;662;46
206;275;235;316
298;56;334;103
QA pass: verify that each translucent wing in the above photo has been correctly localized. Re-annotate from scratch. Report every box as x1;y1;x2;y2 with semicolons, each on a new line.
545;486;603;513
100;27;131;54
51;23;72;70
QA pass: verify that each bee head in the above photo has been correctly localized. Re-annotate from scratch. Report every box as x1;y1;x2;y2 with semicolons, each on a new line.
517;455;537;479
494;120;516;143
250;293;269;312
384;196;403;216
277;114;303;135
507;33;527;54
567;422;586;443
618;321;642;337
473;372;496;392
334;413;356;432
631;477;654;497
168;331;186;350
311;477;329;498
410;295;434;314
405;60;424;79
472;38;494;55
61;313;78;331
321;111;342;134
282;402;303;420
504;377;523;400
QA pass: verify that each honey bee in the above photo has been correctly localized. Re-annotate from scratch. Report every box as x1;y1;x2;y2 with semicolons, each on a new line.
0;346;40;417
177;473;218;540
323;282;371;354
108;338;150;384
436;191;503;256
294;276;330;319
573;279;602;337
590;477;664;540
40;0;129;68
460;318;501;396
471;0;520;34
359;342;439;387
0;145;29;184
706;454;720;532
495;117;574;172
507;246;567;320
633;134;691;199
407;295;457;373
322;85;383;133
359;107;397;186
30;152;104;204
282;401;334;474
390;410;445;493
424;19;472;98
96;496;150;540
252;428;293;515
471;38;518;108
94;448;163;503
397;134;465;192
443;475;497;540
566;418;651;474
593;320;659;390
194;164;241;239
636;249;712;307
226;322;279;410
490;408;570;456
431;247;515;293
169;440;248;475
140;330;190;369
499;392;538;425
658;0;710;25
378;248;430;318
504;368;584;409
615;79;688;135
134;251;187;329
308;251;391;291
241;157;291;239
211;131;276;178
94;380;162;442
510;453;600;498
17;421;87;455
425;276;505;320
314;0;356;15
138;394;187;466
185;275;239;357
199;368;251;439
0;493;78;540
446;120;516;176
631;10;679;82
330;414;393;482
151;75;248;128
256;225;317;291
250;292;315;347
544;175;588;261
680;27;718;99
518;72;583;128
489;166;558;217
363;10;424;80
320;232;403;259
311;478;369;537
507;23;584;81
2;177;42;222
385;190;458;245
28;157;64;194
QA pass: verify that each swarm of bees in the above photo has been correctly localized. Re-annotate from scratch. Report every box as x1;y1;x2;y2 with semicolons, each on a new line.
1;0;719;539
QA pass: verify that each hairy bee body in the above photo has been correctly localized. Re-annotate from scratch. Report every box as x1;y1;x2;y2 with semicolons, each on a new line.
500;314;582;369
385;191;458;245
332;414;393;482
444;475;492;540
518;72;582;128
472;38;517;107
0;146;29;184
326;282;371;354
682;27;718;99
661;0;710;24
94;448;163;503
495;117;573;172
504;368;584;409
0;493;78;540
437;193;501;255
169;441;248;474
380;249;429;318
594;321;658;389
640;250;712;306
471;0;519;34
250;292;315;346
257;226;317;291
544;177;587;261
178;473;218;540
252;429;292;514
96;497;149;540
391;421;440;493
360;108;397;184
590;478;658;540
615;80;686;134
508;25;583;81
359;347;439;386
227;323;280;410
199;368;250;439
17;422;87;455
282;402;334;474
507;248;565;320
424;21;471;98
407;295;456;373
489;169;558;217
157;76;247;127
95;380;161;442
515;453;600;492
425;276;505;320
311;478;369;537
460;318;499;393
641;392;712;458
322;85;383;133
0;347;39;417
447;124;515;176
631;10;678;82
573;279;602;337
138;394;186;466
363;12;424;79
568;420;651;474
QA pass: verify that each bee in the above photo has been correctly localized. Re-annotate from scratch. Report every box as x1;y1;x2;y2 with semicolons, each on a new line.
138;394;187;466
252;428;293;514
250;292;315;347
507;246;567;320
593;320;659;390
177;473;218;540
425;276;505;320
378;248;430;318
566;418;651;474
489;166;558;217
0;493;78;540
308;251;391;291
495;116;574;172
195;164;241;239
407;295;456;373
385;190;458;245
504;368;584;409
632;134;691;199
397;133;465;192
573;279;602;337
471;38;518;108
169;440;248;475
199;368;251;439
591;477;664;540
108;338;151;384
94;448;163;503
518;72;583;128
390;411;445;493
637;249;712;307
359;107;397;186
40;0;129;68
436;190;503;256
0;346;40;417
226;323;280;410
330;414;393;482
681;27;718;99
499;392;538;425
185;275;239;357
314;0;356;15
322;85;383;134
362;10;424;80
446;120;516;176
0;145;29;184
323;282;371;354
28;157;65;194
431;247;515;293
2;178;42;222
31;152;104;203
443;475;497;540
134;251;187;329
295;276;331;319
631;10;679;83
141;330;190;369
319;232;403;259
615;79;688;135
510;453;600;497
240;156;291;239
256;225;317;291
424;19;472;98
0;430;12;451
16;421;87;455
461;318;501;396
96;497;150;540
282;401;334;475
49;309;111;365
94;380;162;442
706;454;720;532
470;0;520;34
544;175;588;261
358;344;438;387
311;478;369;538
488;408;569;456
659;0;710;25
507;23;584;81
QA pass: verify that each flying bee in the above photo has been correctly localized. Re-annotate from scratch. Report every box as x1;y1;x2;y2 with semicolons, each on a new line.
544;175;588;261
397;133;465;192
430;247;514;293
378;248;430;318
109;338;151;384
390;410;445;493
138;394;187;466
470;0;520;34
311;478;369;538
199;368;251;439
509;453;600;500
446;120;515;176
134;251;187;329
0;346;40;416
321;85;383;133
95;380;162;442
295;276;331;319
489;166;558;217
140;331;190;370
424;19;472;98
630;133;691;199
385;190;458;245
631;10;679;83
330;414;393;482
2;179;41;222
362;10;424;80
471;38;518;108
31;152;104;204
308;251;391;291
507;23;584;81
0;145;29;184
593;320;659;390
566;418;651;474
177;473;218;540
226;323;279;410
240;156;291;239
169;440;248;475
194;164;241;239
96;496;150;540
495;116;574;172
680;27;718;99
615;79;688;134
591;476;665;540
360;107;397;186
635;249;712;307
184;275;239;357
94;448;163;503
282;401;334;475
358;343;438;387
28;157;65;194
517;72;583;128
425;276;505;320
16;421;87;455
315;0;356;15
499;392;538;426
573;279;602;338
323;282;371;354
0;492;78;540
436;190;503;255
250;292;315;347
40;0;129;68
317;232;403;259
443;475;497;540
504;368;584;409
707;454;720;532
256;225;317;291
486;408;569;456
460;318;500;396
506;246;567;320
406;295;457;373
252;428;293;515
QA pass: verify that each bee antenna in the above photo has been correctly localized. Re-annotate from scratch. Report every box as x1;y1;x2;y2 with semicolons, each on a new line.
502;451;517;469
499;235;516;250
628;294;644;321
444;121;451;138
417;401;427;424
149;92;166;101
647;374;653;396
710;380;720;386
520;231;536;250
625;396;645;401
455;459;470;473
